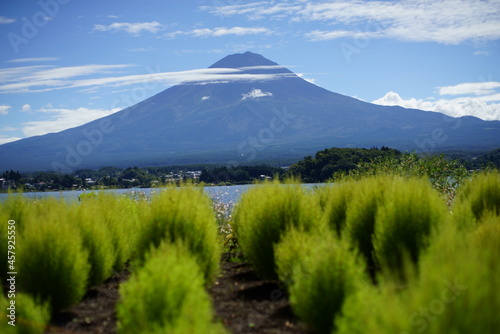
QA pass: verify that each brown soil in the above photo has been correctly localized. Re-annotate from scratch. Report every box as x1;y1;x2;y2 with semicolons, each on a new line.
209;253;310;334
45;266;131;334
43;253;311;334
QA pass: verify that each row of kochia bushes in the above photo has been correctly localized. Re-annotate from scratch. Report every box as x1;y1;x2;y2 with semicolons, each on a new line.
1;171;498;333
234;170;500;333
0;187;225;333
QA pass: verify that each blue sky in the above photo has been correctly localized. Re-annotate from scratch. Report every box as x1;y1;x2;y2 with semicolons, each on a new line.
0;0;499;144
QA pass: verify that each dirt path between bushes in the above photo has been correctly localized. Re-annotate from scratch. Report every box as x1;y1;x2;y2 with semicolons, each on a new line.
45;265;131;334
44;253;310;334
209;253;310;334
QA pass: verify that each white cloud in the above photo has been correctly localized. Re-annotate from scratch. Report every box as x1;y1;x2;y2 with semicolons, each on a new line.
301;5;500;44
0;64;134;93
166;26;272;38
241;88;273;100
0;64;294;94
0;127;20;144
128;47;153;52
0;136;22;145
93;21;163;35
108;15;118;18
8;57;59;63
0;127;16;132
473;51;489;56
201;96;210;101
438;82;500;96
203;0;500;45
301;1;500;44
179;49;226;54
21;107;121;137
21;104;31;112
296;73;316;84
191;27;271;37
0;16;15;24
0;65;51;83
200;2;301;21
305;29;379;41
373;91;500;121
0;105;11;115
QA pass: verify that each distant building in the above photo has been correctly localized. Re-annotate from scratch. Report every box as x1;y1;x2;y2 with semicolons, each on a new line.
186;171;202;179
0;178;15;190
85;178;96;185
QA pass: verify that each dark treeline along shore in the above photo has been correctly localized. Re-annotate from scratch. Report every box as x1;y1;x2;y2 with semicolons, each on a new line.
1;146;499;193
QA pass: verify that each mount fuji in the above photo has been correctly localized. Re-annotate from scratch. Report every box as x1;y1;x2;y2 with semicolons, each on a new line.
1;51;500;172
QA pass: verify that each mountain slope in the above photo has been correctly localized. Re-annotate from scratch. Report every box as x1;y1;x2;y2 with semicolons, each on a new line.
1;51;499;172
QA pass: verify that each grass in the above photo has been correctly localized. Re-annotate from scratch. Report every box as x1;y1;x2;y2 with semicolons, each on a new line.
234;180;321;279
275;227;366;334
0;195;32;280
373;177;448;280
344;176;390;268
17;198;90;312
117;241;226;334
412;216;500;333
69;200;117;286
452;169;500;227
337;215;500;333
84;194;141;271
332;153;469;205
314;182;354;236
0;170;497;332
135;186;221;284
274;226;332;288
0;194;31;231
335;277;414;334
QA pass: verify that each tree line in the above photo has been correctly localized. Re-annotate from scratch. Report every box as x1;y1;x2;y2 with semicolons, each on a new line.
287;146;402;182
2;147;499;191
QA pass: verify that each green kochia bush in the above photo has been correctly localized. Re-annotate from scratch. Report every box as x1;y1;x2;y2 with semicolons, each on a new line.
234;181;321;279
344;176;390;268
74;193;142;280
136;186;220;284
335;280;410;334
88;194;141;271
0;292;51;334
336;217;500;334
17;198;90;312
0;194;30;231
275;227;332;288
414;217;500;333
0;195;31;280
275;228;366;334
117;242;226;334
315;182;354;236
373;177;448;279
453;169;500;227
69;200;116;286
0;203;11;280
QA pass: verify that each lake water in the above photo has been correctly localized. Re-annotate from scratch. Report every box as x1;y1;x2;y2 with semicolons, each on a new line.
0;184;325;205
